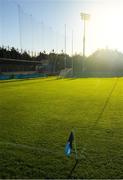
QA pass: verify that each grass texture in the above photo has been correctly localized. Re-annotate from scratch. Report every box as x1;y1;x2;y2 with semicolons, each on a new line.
0;77;123;178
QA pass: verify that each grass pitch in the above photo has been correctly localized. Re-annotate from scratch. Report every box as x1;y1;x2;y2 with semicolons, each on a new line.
0;77;123;178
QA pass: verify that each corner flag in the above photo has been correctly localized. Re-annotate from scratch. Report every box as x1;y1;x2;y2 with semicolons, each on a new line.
65;132;74;157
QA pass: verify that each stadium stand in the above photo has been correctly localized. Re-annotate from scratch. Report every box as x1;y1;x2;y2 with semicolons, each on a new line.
0;58;47;80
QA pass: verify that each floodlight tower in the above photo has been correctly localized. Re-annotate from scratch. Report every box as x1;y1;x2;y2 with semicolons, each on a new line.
18;4;22;52
80;12;90;58
64;24;67;69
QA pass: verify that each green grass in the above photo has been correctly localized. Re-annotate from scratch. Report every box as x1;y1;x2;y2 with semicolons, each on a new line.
0;77;123;178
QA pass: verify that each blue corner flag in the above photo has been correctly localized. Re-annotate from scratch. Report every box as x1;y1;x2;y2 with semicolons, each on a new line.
65;132;74;157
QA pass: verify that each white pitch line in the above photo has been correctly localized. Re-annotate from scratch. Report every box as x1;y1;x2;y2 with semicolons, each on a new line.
0;141;63;156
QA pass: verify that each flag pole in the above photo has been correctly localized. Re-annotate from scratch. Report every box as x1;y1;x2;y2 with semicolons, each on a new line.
73;129;78;160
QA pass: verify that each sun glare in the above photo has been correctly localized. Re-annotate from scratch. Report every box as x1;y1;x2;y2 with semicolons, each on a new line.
86;1;123;55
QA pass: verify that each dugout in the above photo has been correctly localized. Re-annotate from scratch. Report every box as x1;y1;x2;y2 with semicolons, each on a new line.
0;58;42;74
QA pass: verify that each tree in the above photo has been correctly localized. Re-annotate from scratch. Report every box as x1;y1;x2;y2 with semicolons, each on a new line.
21;51;31;60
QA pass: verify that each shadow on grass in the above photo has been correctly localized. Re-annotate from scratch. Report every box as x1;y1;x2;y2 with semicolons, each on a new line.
45;75;123;82
0;75;122;84
0;77;47;84
67;160;79;178
0;76;76;84
45;77;78;82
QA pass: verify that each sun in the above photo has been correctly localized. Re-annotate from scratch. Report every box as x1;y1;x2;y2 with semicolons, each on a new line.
86;0;123;55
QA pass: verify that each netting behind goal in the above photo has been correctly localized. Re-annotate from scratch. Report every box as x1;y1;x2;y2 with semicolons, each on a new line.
59;68;73;78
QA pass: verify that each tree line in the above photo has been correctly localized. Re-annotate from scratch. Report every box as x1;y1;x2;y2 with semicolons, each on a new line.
1;46;123;76
0;46;72;73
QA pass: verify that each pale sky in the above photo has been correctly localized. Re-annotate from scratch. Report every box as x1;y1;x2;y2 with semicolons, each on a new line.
0;0;123;56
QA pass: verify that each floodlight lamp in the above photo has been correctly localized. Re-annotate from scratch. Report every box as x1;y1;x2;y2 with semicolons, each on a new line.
80;13;90;21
